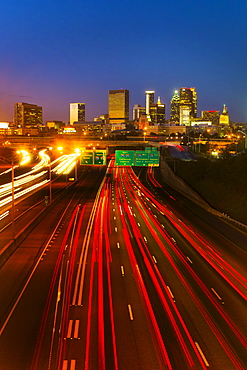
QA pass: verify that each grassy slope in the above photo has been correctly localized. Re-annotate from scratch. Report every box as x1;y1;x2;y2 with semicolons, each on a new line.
174;154;247;225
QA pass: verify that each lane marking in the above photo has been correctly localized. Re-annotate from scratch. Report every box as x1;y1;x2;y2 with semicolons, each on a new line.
152;256;157;264
62;360;68;370
74;320;80;339
67;320;73;338
121;266;125;276
167;286;175;300
211;288;224;303
115;227;118;232
117;242;120;248
195;342;210;367
186;256;193;264
128;304;134;320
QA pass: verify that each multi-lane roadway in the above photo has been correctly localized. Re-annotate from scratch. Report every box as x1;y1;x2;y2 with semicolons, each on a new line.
0;156;246;370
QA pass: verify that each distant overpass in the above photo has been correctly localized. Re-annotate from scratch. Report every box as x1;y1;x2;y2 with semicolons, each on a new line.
2;135;237;156
1;136;157;153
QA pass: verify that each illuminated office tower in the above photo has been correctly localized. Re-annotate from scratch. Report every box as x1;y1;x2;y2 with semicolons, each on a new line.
192;88;197;117
14;102;42;128
179;87;197;119
180;106;191;126
70;103;85;124
145;90;155;115
108;89;129;124
170;90;180;123
133;104;146;120
219;104;230;126
202;110;220;126
149;96;166;124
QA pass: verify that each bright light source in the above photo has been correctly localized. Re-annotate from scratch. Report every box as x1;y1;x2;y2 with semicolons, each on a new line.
212;151;218;156
17;150;31;166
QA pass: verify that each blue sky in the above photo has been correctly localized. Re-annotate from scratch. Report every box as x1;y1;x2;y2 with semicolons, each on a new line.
0;0;247;123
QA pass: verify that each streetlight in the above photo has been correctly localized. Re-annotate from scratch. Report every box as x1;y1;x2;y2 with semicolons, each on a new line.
49;160;52;203
0;156;16;240
10;159;15;240
143;127;147;142
199;133;202;153
45;148;52;204
237;130;246;151
74;148;81;181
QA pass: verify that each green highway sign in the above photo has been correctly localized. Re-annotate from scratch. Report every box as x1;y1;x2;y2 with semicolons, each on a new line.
81;151;93;165
135;150;160;166
147;151;160;166
80;150;106;165
135;151;149;166
115;150;135;166
94;151;106;165
115;149;160;167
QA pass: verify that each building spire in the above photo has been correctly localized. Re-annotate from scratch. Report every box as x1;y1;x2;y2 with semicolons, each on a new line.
222;104;228;114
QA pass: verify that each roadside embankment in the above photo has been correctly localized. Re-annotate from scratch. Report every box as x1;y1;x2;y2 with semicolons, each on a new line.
160;155;247;230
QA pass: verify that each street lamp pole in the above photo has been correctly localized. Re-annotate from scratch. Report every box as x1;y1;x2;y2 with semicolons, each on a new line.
75;159;78;181
199;133;202;153
11;159;15;240
143;130;147;142
49;161;52;203
237;130;247;151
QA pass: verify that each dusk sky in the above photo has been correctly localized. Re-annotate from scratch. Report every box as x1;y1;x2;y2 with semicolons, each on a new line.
0;0;247;123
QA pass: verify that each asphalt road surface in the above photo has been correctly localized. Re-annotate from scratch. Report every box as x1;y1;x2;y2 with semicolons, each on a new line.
0;163;246;370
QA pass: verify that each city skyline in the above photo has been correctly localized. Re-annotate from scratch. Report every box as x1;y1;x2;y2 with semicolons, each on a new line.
0;0;246;123
0;87;243;126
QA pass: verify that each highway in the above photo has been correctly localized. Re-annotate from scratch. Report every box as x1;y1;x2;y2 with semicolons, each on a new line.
0;158;246;369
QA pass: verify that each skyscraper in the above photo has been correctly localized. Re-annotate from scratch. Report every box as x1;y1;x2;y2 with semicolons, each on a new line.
149;97;166;124
179;87;197;119
14;102;42;128
201;110;220;126
108;90;129;124
70;103;85;124
219;104;230;126
170;90;180;123
145;91;155;115
133;104;146;120
179;106;191;126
